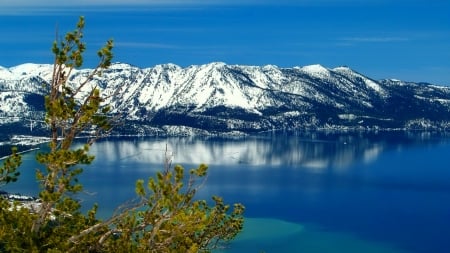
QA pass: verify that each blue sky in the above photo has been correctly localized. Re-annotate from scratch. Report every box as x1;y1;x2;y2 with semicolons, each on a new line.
0;0;449;85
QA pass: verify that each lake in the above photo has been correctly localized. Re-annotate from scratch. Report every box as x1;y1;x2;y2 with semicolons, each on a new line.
3;131;450;253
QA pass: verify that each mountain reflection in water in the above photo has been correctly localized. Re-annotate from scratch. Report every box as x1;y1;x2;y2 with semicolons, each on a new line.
90;131;448;170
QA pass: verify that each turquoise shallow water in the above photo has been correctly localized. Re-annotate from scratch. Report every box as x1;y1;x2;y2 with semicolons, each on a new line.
217;218;410;253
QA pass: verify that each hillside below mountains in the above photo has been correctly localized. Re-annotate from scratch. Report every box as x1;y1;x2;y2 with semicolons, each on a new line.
1;62;450;137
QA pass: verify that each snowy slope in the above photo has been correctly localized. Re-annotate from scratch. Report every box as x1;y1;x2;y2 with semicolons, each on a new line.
1;62;450;136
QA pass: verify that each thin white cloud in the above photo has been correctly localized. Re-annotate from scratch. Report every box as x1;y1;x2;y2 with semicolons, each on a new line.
2;0;244;7
335;37;411;47
0;1;239;15
0;0;391;8
340;37;410;43
115;42;179;49
0;0;396;15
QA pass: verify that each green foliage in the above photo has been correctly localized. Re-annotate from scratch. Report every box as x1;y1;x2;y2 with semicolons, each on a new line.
68;164;244;252
33;15;115;234
112;164;245;252
0;147;21;186
0;16;244;252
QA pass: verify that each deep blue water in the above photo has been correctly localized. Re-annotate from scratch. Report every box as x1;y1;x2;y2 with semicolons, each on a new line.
3;131;450;253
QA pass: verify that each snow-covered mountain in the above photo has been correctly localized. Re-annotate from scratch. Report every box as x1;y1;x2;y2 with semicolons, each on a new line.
1;62;450;137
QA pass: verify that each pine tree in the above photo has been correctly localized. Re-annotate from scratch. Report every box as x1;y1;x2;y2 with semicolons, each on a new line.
0;16;244;252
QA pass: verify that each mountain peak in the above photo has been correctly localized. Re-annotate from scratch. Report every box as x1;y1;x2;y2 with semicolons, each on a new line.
208;61;227;66
196;62;227;69
108;62;137;69
298;64;330;78
9;63;52;75
153;63;182;71
262;64;280;71
300;64;326;71
333;66;352;72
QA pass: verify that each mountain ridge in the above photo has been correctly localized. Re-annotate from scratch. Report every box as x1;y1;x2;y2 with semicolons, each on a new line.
1;62;450;137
